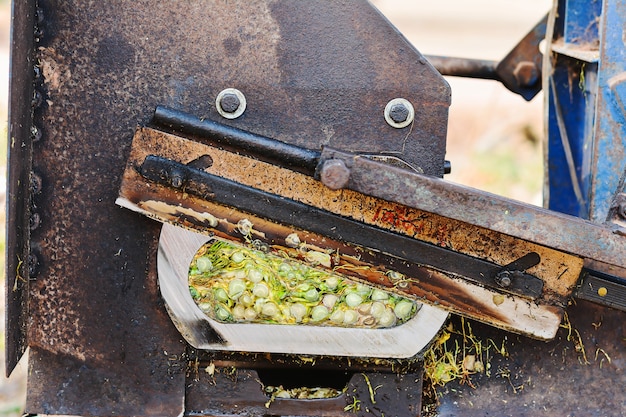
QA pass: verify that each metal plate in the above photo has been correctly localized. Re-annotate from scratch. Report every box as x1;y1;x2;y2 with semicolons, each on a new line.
8;1;451;414
433;300;626;417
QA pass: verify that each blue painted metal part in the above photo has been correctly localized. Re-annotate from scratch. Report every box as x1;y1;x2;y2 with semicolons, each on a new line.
547;0;626;222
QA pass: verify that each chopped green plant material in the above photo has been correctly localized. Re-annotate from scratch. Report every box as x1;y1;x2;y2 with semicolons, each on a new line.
189;239;419;328
264;384;343;408
423;318;509;399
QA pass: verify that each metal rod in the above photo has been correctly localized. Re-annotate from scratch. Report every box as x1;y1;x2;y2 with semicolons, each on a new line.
425;55;499;80
152;106;321;175
323;147;626;272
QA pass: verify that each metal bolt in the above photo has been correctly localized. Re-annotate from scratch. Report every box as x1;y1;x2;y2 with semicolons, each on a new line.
495;271;512;288
31;125;42;142
28;252;40;278
30;172;43;195
320;159;351;190
169;169;185;189
32;90;43;108
384;98;415;128
389;103;410;123
513;61;539;88
219;93;241;113
216;88;247;119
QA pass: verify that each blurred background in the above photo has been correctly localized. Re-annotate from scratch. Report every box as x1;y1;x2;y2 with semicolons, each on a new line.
0;0;550;415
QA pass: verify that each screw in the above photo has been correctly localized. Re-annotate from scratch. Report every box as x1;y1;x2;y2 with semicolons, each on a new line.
513;61;539;88
219;93;241;113
28;252;40;278
320;159;351;190
169;169;185;189
31;125;42;142
216;88;247;119
495;271;512;288
32;90;43;108
389;103;410;123
384;98;415;128
30;172;43;195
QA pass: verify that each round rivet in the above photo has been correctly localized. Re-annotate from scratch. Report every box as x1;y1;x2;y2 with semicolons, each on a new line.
384;98;414;128
216;88;246;119
320;159;351;190
597;287;608;297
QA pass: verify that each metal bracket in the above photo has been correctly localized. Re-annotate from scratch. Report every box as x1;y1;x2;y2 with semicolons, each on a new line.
426;15;547;101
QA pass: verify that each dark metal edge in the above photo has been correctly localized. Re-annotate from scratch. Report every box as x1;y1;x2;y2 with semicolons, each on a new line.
5;0;37;377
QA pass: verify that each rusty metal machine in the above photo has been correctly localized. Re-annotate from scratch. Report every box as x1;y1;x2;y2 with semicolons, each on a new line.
5;0;626;416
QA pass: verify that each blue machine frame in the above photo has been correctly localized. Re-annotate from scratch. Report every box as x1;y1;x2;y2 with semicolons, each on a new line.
547;0;626;221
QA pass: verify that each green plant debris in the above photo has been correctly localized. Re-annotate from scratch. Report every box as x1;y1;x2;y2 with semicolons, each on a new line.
264;385;343;408
189;239;420;328
361;373;381;404
344;396;361;413
560;312;590;365
423;318;509;399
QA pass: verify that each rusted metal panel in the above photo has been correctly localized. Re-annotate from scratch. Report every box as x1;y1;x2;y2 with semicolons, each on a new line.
26;346;185;416
8;1;451;414
5;0;37;376
434;300;626;417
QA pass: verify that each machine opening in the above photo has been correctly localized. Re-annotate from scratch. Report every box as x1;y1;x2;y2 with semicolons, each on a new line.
257;368;352;398
188;238;419;328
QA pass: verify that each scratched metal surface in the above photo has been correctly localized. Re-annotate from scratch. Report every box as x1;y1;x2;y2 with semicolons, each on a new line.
434;300;626;417
8;0;449;415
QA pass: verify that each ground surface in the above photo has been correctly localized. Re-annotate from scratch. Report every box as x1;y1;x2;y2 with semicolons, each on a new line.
0;1;550;415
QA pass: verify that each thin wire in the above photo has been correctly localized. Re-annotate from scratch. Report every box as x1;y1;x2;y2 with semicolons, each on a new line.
549;76;586;209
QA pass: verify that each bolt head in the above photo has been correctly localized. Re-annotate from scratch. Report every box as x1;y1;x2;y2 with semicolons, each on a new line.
496;271;512;288
169;170;185;189
384;98;415;128
320;159;350;190
216;88;247;119
219;93;241;113
389;103;410;123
